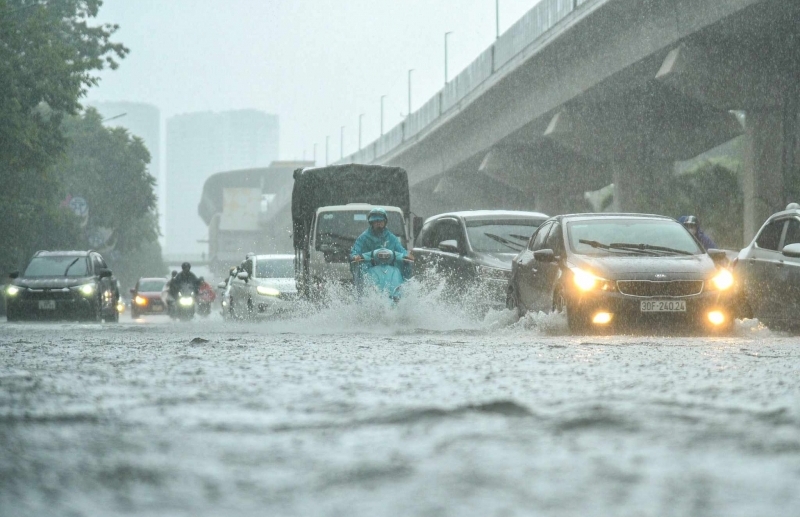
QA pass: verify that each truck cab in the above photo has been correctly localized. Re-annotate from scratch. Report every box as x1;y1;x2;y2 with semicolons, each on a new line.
307;203;408;286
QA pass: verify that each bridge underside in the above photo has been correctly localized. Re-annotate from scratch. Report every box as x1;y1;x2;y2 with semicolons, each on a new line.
382;0;800;243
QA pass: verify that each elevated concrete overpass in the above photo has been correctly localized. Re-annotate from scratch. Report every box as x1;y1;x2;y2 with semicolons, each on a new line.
340;0;799;242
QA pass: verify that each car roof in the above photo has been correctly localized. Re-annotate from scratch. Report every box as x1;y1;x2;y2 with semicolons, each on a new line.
425;210;549;223
33;250;91;257
765;208;800;221
555;213;677;223
254;254;294;260
317;204;403;213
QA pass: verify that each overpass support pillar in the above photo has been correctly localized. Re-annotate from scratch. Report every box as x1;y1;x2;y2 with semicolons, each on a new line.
742;107;798;242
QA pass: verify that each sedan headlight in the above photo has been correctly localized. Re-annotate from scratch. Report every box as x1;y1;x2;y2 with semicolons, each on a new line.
134;295;148;306
257;286;280;297
6;285;20;296
476;265;510;281
78;283;95;296
709;269;734;291
570;266;614;292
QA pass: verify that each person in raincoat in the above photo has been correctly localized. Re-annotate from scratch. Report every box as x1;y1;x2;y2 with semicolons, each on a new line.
678;215;718;250
350;207;413;289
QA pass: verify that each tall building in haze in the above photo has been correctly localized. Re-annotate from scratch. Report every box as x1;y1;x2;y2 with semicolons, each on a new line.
91;102;163;243
165;109;279;256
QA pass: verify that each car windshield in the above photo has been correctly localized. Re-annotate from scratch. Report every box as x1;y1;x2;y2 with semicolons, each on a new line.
138;279;166;292
23;256;90;277
316;210;406;248
567;219;703;256
465;219;543;253
256;258;294;278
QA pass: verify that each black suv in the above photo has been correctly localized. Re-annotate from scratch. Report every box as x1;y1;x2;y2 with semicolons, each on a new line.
5;250;120;322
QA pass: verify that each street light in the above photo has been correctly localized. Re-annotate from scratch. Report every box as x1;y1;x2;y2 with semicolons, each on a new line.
313;143;317;164
340;126;345;159
380;95;386;136
445;32;453;84
325;136;329;165
408;69;415;116
358;114;364;151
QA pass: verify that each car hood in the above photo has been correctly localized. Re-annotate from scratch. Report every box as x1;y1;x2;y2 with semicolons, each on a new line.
13;276;96;289
570;254;716;280
473;252;517;270
255;277;297;293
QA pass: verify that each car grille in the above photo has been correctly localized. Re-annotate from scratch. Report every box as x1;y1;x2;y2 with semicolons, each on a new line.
23;288;76;300
616;280;703;297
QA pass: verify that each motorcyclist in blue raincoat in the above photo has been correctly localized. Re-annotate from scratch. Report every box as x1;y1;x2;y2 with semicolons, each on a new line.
350;207;413;290
678;215;718;250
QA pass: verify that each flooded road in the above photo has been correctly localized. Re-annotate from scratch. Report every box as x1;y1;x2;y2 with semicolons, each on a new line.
1;300;800;517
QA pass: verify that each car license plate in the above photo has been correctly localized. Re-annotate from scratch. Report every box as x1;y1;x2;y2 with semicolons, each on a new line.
152;305;163;312
38;300;56;310
640;300;686;312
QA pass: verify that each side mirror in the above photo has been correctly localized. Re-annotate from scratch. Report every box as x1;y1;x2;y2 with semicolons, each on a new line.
99;269;112;278
9;271;19;279
782;243;800;258
707;248;727;262
534;249;556;262
438;240;460;254
129;288;136;295
237;271;249;280
217;281;227;289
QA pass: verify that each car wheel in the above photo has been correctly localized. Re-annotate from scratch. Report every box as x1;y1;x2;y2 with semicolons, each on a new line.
553;286;588;334
506;283;526;318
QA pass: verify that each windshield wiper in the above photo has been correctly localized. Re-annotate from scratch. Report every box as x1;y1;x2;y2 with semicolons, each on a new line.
484;232;523;251
609;242;694;256
63;257;81;276
578;239;656;255
508;234;532;241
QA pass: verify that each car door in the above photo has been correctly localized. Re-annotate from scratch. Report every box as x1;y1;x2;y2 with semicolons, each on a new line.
232;259;252;305
412;220;438;277
774;217;800;324
413;218;465;284
531;223;564;310
743;218;787;320
515;221;552;311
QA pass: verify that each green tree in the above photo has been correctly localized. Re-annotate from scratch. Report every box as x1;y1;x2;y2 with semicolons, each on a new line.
0;0;127;272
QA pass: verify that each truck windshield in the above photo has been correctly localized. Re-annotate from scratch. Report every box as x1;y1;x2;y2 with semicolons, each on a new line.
24;256;90;277
316;210;406;249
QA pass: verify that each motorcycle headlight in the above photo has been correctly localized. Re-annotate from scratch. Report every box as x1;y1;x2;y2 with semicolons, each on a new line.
709;269;734;291
179;296;194;307
6;285;20;296
476;265;510;281
78;283;95;296
257;286;280;297
570;266;613;292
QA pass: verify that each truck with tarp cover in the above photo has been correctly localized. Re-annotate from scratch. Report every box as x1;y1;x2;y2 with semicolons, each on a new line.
291;164;416;297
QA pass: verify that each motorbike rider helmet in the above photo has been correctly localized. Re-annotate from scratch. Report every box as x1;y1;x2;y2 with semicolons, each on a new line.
171;270;178;278
368;207;388;223
181;262;191;272
681;215;698;228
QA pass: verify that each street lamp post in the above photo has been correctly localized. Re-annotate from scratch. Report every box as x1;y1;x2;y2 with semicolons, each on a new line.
358;114;364;151
496;0;500;39
445;32;453;84
325;136;329;165
340;126;345;160
408;69;415;116
313;143;317;164
380;95;386;136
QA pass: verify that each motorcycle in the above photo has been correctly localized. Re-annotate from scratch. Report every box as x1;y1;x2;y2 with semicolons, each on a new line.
352;248;413;302
170;282;197;321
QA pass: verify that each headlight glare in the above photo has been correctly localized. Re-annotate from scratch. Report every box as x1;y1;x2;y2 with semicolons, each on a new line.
257;286;280;297
571;267;613;292
135;295;147;305
711;269;734;290
179;296;194;307
79;284;95;296
6;285;20;296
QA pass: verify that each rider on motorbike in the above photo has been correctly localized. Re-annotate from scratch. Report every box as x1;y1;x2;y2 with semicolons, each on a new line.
169;262;201;298
350;208;413;294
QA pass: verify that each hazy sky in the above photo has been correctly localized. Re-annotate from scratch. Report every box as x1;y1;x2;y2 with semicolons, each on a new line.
88;0;541;162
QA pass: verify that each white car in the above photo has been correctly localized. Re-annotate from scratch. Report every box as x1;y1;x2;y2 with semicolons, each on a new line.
228;254;297;318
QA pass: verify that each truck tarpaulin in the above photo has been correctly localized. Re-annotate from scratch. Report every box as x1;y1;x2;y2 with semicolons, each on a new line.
291;164;410;249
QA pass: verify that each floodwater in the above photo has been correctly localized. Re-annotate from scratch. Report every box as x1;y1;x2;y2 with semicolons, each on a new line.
1;287;799;517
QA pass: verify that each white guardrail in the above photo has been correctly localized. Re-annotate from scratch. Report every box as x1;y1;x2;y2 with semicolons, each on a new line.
339;0;596;165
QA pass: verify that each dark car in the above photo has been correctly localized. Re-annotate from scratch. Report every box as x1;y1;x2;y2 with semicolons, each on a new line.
130;277;168;318
733;205;800;331
412;210;548;306
5;250;120;322
506;214;736;333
